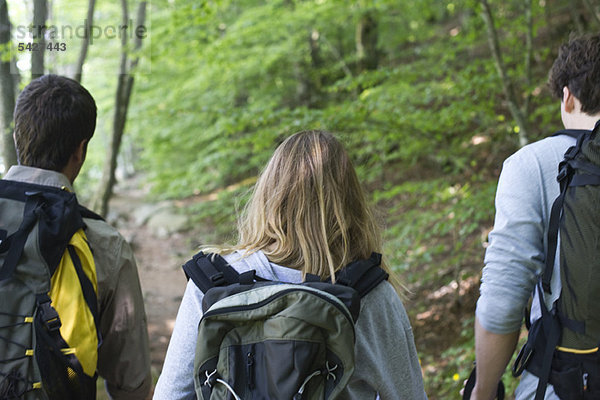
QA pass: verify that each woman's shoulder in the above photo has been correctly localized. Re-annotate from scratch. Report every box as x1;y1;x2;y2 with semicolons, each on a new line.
358;280;412;328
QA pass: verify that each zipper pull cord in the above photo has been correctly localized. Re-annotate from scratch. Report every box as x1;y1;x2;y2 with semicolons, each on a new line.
246;352;255;390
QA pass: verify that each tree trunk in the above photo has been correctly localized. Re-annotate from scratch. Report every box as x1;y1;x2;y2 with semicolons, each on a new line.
293;61;310;106
31;0;47;79
0;0;17;172
320;32;352;79
45;0;55;74
568;3;586;34
74;0;96;83
93;1;146;216
480;0;529;147
355;10;379;72
581;0;600;27
522;0;533;117
309;29;323;69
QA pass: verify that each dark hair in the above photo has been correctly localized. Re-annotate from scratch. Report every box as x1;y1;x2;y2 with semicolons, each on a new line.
548;33;600;115
13;74;97;171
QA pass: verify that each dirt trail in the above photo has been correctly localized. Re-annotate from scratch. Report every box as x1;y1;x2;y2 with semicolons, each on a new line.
107;178;194;376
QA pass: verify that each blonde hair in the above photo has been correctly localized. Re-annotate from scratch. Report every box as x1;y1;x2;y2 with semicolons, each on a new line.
211;130;399;288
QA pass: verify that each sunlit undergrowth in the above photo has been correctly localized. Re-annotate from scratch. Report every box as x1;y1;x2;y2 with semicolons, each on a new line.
71;0;591;397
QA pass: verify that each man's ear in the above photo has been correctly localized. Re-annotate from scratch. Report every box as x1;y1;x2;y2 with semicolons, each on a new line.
563;86;575;113
12;132;19;164
74;139;89;165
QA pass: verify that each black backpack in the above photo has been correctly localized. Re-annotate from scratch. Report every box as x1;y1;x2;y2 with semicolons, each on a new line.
512;120;600;399
0;179;102;400
182;251;388;400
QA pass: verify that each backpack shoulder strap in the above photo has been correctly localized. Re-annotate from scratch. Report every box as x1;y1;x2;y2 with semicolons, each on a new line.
182;252;241;293
334;252;388;298
79;205;104;221
0;192;43;281
542;126;596;293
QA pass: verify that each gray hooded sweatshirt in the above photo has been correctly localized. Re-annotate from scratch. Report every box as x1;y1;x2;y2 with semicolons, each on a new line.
154;250;427;399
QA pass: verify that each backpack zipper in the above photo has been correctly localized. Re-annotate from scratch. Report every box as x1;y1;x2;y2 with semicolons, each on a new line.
202;286;355;329
246;347;255;390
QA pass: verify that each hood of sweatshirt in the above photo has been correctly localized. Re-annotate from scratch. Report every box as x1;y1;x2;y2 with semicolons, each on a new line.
223;250;303;284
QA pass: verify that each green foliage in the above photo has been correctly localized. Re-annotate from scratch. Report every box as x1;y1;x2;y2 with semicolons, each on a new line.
119;0;590;396
43;0;593;397
379;177;496;283
6;0;597;396
129;0;573;200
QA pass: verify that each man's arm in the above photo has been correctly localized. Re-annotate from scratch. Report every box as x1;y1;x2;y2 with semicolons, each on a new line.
87;219;152;400
471;317;519;400
471;142;561;399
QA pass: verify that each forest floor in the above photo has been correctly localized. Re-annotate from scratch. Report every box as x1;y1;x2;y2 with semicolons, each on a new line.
106;174;482;398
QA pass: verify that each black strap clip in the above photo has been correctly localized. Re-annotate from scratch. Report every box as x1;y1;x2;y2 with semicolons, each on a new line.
36;294;61;332
512;342;533;377
210;272;226;287
557;163;572;183
238;270;257;285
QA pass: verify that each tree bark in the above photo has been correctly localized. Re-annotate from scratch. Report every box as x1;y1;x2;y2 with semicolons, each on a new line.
31;0;47;79
355;10;379;72
93;1;146;216
480;0;529;147
74;0;96;83
0;0;17;171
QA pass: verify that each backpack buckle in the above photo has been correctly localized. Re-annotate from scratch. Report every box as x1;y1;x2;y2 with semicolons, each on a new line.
557;164;572;183
36;294;62;332
512;342;533;377
210;272;226;287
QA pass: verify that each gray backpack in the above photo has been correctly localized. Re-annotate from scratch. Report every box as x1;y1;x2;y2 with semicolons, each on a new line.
0;180;102;399
182;251;387;400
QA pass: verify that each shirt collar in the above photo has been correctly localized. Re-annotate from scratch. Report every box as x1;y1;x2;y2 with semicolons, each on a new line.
3;165;74;192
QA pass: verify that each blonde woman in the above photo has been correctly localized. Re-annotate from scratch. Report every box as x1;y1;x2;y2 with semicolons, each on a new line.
154;130;427;399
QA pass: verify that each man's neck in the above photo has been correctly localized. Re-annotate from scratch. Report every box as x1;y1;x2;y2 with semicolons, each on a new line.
564;113;600;130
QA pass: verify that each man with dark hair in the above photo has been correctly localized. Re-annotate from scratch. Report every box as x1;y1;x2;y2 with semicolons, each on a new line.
3;75;152;399
12;74;97;173
472;34;600;399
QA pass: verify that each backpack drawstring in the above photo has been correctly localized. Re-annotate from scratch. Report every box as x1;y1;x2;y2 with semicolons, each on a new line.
203;369;242;400
205;362;339;400
215;378;242;400
203;370;217;387
294;362;338;400
324;361;338;380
